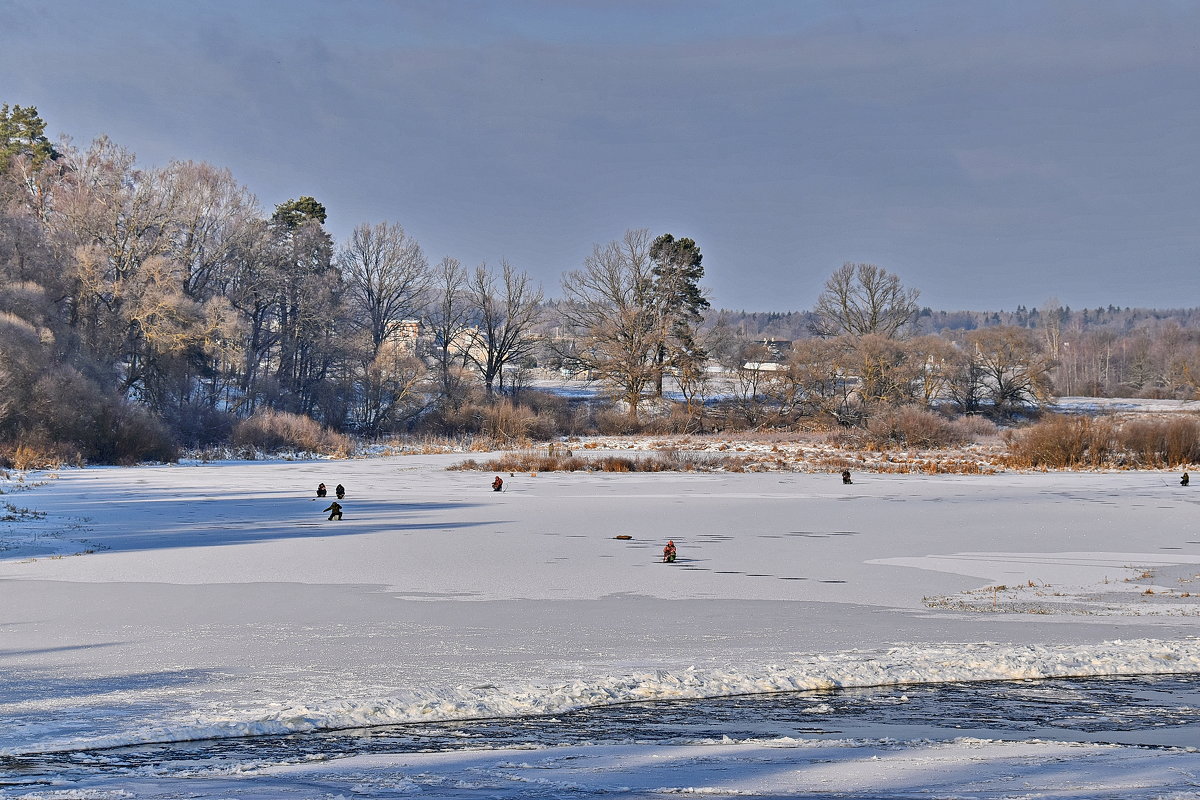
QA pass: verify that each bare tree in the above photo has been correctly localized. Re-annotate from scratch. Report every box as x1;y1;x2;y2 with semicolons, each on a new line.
51;137;176;280
812;262;920;338
908;335;959;406
425;256;472;405
463;260;543;395
559;229;657;419
339;221;430;354
944;344;987;413
849;333;921;407
355;345;426;434
1038;297;1064;359
963;326;1055;412
160;161;261;300
785;337;857;422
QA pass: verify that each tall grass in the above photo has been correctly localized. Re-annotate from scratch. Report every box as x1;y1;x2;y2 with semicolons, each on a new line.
449;449;751;473
1004;415;1200;468
232;410;354;457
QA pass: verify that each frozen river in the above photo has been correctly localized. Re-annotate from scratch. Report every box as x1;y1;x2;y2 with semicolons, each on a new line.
7;458;1200;795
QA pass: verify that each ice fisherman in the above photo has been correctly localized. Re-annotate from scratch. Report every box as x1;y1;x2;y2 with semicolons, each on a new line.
324;501;343;521
1183;472;1190;487
317;482;327;498
335;484;346;500
841;470;853;484
663;539;677;563
492;476;504;492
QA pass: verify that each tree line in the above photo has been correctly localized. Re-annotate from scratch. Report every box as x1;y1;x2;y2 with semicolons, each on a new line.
1;103;1197;463
713;299;1200;404
0;105;720;460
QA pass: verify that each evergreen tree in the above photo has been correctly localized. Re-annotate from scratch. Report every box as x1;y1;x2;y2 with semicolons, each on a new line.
265;196;342;417
271;195;327;228
649;233;709;396
0;104;59;171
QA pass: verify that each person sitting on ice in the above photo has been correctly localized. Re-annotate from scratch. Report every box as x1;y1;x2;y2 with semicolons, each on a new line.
841;470;853;484
492;476;504;492
1183;472;1190;487
323;501;343;521
317;482;327;498
335;483;346;500
663;539;677;563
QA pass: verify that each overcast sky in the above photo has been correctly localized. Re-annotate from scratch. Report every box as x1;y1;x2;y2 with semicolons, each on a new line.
2;0;1198;312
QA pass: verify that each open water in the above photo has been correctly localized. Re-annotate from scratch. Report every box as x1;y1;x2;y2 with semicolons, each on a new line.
4;674;1200;794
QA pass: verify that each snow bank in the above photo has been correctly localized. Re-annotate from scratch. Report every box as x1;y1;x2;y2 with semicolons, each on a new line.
11;637;1199;755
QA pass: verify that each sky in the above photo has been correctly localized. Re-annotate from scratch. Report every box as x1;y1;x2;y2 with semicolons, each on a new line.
2;0;1198;312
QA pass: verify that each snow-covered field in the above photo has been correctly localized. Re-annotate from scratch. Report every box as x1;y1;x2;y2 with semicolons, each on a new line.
4;456;1200;797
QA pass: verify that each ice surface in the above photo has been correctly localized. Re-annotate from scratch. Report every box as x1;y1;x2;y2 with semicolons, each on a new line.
3;458;1200;795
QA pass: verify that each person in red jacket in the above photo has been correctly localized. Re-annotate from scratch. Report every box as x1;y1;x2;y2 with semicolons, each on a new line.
663;540;677;563
492;476;504;492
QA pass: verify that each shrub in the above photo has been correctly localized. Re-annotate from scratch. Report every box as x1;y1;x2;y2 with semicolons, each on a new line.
96;403;180;464
1162;417;1200;465
825;427;866;449
481;399;538;442
1004;415;1116;468
593;408;645;436
232;410;353;456
172;404;237;448
2;440;83;470
1119;417;1200;467
449;449;741;473
949;414;999;441
416;391;582;441
864;406;965;449
1004;414;1200;469
3;368;179;465
643;405;710;435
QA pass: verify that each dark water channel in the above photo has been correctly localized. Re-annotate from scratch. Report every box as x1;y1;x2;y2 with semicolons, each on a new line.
6;675;1200;785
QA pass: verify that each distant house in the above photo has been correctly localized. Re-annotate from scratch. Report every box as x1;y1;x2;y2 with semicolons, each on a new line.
741;338;792;372
447;326;489;364
393;319;421;339
756;338;792;361
382;318;422;355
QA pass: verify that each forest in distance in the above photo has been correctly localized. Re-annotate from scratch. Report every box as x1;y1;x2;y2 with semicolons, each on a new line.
3;102;1200;467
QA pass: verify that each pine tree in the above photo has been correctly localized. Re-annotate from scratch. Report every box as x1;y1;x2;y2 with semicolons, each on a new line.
0;104;59;171
649;233;709;396
271;196;327;228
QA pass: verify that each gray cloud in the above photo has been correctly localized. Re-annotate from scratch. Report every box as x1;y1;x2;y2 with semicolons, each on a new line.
1;0;1198;310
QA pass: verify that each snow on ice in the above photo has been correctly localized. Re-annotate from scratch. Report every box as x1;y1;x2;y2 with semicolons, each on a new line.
3;455;1200;796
